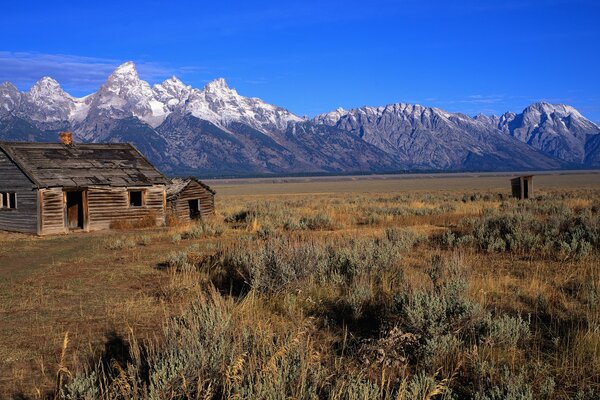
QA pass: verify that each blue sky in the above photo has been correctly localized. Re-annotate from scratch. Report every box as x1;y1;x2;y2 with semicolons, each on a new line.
1;0;599;120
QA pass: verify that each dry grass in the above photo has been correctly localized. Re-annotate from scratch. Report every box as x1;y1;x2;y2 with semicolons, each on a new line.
0;174;598;399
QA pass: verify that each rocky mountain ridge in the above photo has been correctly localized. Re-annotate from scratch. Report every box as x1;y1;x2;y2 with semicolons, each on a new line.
1;61;599;176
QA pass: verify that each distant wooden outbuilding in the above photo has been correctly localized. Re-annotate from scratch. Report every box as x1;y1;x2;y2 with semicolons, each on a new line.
166;178;215;223
0;133;168;235
511;175;534;199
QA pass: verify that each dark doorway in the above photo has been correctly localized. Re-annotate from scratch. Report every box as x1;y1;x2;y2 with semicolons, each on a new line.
188;199;200;220
66;191;84;230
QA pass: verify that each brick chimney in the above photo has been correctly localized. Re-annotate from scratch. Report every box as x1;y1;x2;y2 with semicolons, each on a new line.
59;131;73;145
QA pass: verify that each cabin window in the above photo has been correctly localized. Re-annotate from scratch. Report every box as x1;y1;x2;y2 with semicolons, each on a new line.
129;190;145;207
0;192;17;209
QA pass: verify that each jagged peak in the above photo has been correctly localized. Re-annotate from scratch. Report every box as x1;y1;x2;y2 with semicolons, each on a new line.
31;76;61;89
112;61;138;75
28;76;69;98
167;75;184;84
204;77;232;92
100;61;152;96
37;76;59;83
104;61;142;86
157;75;189;90
524;101;582;118
473;112;500;121
0;81;19;91
319;107;346;116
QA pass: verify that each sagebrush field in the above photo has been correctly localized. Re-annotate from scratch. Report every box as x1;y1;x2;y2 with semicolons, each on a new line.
1;172;599;399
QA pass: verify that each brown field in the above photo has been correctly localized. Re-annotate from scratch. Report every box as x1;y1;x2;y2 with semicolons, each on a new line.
207;170;600;196
0;171;599;399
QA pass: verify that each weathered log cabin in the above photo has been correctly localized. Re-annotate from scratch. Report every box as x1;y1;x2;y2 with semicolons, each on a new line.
510;175;534;200
166;178;215;223
0;135;168;235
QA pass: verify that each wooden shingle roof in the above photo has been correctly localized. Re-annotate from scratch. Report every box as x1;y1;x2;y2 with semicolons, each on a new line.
166;177;215;201
0;141;168;188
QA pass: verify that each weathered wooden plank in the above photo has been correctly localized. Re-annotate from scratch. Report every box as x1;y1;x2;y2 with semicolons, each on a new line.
0;142;167;188
167;180;215;223
86;186;166;230
40;188;66;235
0;149;39;233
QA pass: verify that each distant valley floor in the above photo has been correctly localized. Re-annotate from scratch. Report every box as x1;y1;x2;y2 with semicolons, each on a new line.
206;170;600;196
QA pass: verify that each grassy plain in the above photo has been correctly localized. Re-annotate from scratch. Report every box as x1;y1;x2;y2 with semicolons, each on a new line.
0;171;599;399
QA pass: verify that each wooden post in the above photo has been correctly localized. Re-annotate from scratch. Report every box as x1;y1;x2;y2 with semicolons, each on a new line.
37;189;43;235
82;190;89;232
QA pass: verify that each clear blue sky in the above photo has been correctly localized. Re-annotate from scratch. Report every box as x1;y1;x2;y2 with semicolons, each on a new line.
1;0;599;120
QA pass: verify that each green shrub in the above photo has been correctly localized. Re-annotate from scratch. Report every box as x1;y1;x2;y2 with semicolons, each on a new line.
404;257;482;338
385;228;426;250
165;250;193;271
484;314;531;348
62;290;328;399
104;236;136;250
443;207;599;259
299;213;335;230
184;221;225;239
474;368;534;400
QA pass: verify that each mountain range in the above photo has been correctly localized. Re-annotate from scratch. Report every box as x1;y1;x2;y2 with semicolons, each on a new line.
1;61;599;176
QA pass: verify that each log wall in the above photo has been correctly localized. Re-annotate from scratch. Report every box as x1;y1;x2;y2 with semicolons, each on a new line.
37;185;166;235
168;181;215;223
0;149;38;233
86;185;166;231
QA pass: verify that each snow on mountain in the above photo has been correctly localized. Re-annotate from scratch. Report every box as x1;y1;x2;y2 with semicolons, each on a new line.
184;77;303;134
19;77;80;124
314;107;347;125
2;61;600;174
0;82;21;116
313;103;565;170
488;102;600;163
473;113;501;127
80;61;169;130
153;76;192;110
63;62;302;138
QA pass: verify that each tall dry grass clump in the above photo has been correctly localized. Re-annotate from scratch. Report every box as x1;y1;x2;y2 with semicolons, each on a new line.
22;187;599;399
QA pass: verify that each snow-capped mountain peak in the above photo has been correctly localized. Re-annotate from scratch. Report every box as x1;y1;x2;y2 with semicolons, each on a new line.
19;76;78;123
314;107;347;125
204;77;231;93
525;102;585;120
180;76;302;133
159;76;189;91
109;61;138;79
153;76;192;110
0;82;22;115
28;77;65;96
3;61;599;173
102;61;148;95
490;102;600;164
86;61;168;128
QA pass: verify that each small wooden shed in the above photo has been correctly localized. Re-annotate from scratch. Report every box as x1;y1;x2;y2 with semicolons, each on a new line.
0;137;168;235
166;178;215;223
510;175;534;199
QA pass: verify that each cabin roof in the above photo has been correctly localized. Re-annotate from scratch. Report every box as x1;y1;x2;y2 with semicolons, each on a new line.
510;175;534;182
0;141;168;188
167;177;216;201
